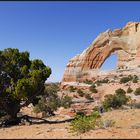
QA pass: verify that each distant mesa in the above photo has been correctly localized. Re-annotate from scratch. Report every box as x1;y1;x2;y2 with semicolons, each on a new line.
61;22;140;87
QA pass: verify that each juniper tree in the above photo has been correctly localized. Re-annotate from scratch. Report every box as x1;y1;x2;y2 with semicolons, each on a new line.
0;48;51;120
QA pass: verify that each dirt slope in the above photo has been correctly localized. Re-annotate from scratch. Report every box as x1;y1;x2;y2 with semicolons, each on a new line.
0;109;140;139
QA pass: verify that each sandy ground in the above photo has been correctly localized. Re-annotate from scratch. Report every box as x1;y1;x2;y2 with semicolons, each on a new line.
0;109;140;139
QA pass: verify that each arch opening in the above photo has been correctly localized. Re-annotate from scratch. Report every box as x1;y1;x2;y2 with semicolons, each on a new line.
100;53;118;71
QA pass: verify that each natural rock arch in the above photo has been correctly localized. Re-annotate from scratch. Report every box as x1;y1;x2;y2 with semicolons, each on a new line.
61;22;140;84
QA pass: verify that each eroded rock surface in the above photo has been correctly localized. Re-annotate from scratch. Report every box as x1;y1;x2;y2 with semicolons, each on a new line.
61;22;140;86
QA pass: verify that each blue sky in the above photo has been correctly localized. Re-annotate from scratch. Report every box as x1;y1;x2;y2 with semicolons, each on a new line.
0;2;140;82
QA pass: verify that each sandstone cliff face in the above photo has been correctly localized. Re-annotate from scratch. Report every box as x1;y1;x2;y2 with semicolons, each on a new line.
61;22;140;84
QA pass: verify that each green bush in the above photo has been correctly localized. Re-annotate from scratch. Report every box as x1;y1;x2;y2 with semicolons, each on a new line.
114;75;117;78
33;93;61;116
103;89;129;110
61;95;72;108
83;80;93;85
101;79;109;83
70;111;101;134
92;106;99;112
134;87;140;96
33;83;74;116
119;74;123;77
127;87;133;93
96;82;101;86
133;78;138;83
120;76;131;83
133;75;139;83
89;85;98;93
115;88;126;94
44;82;60;95
85;94;93;100
69;86;77;92
90;88;98;93
95;79;109;84
76;111;86;116
77;89;85;97
33;83;62;116
92;84;96;88
120;75;139;84
128;75;133;80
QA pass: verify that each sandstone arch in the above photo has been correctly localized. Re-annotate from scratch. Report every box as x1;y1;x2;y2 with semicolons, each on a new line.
61;22;140;84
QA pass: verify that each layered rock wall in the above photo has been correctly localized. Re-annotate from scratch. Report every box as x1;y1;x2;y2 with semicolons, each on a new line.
61;22;140;84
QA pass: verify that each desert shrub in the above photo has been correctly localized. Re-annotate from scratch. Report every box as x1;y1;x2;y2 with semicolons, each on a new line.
70;111;101;134
120;75;139;84
119;74;123;77
33;83;62;116
46;95;61;113
97;119;115;129
133;78;138;83
114;75;117;79
33;93;61;116
44;83;60;94
115;88;126;94
90;88;98;93
76;110;86;116
127;87;133;93
134;87;140;96
101;79;109;83
133;75;139;83
128;75;133;80
92;106;99;112
77;89;85;97
69;86;77;92
96;82;101;86
61;95;72;108
95;79;109;84
89;85;98;93
83;80;93;85
33;83;74;116
33;96;47;114
91;84;96;88
111;80;115;83
102;89;129;110
33;105;42;114
85;94;93;100
120;76;131;83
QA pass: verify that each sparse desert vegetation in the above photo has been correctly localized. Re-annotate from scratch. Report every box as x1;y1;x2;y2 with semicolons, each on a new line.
1;58;140;139
1;20;140;139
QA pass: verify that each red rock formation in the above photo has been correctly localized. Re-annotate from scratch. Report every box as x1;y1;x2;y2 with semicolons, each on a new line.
61;22;140;86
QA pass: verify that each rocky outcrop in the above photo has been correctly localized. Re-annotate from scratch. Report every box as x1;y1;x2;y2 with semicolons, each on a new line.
61;22;140;85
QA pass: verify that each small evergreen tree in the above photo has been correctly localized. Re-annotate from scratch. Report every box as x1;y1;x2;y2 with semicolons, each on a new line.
89;85;98;93
0;48;51;121
134;87;140;96
61;95;72;108
77;89;85;97
103;88;129;110
127;87;133;93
